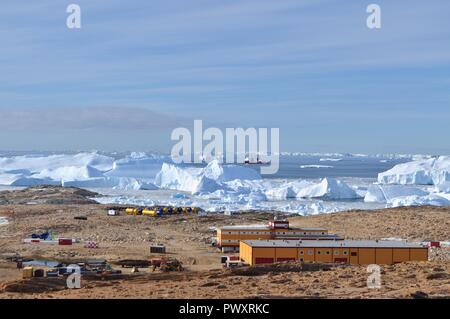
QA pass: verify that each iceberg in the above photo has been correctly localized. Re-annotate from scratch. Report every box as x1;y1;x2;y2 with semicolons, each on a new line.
105;154;166;180
364;185;428;203
0;152;114;173
154;163;203;193
389;194;450;207
0;152;162;190
296;178;360;200
431;156;450;185
378;156;450;185
192;176;223;195
265;185;298;200
11;177;61;186
154;160;261;194
202;160;261;182
34;165;104;181
434;182;450;193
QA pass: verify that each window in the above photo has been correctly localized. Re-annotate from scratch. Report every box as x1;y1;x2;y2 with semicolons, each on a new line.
321;232;325;235
299;258;304;262
326;251;330;255
299;250;304;255
303;232;307;235
307;250;313;255
334;250;340;255
317;251;321;255
351;252;357;257
343;251;348;255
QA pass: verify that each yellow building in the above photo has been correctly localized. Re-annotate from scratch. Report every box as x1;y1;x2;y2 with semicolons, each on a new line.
217;220;340;252
239;240;428;265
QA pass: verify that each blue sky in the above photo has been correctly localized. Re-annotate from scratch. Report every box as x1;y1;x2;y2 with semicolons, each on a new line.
0;0;449;154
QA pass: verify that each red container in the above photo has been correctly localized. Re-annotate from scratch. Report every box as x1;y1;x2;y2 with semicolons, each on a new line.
58;238;73;245
228;256;240;261
268;220;289;230
429;241;441;248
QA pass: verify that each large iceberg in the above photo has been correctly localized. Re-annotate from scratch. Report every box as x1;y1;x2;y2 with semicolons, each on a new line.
154;160;261;194
296;177;361;200
105;153;167;179
378;156;450;185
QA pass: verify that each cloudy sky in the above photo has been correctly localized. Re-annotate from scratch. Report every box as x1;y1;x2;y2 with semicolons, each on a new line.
0;0;449;154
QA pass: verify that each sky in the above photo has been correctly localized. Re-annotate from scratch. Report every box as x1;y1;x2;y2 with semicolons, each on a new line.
0;0;449;154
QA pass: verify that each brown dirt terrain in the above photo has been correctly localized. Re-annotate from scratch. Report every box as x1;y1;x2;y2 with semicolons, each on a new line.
0;186;449;299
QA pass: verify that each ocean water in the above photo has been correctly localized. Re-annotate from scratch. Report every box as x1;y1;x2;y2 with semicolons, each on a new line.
270;155;409;179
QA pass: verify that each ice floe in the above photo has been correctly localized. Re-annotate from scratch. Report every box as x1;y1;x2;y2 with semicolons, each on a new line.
319;158;343;162
300;165;333;169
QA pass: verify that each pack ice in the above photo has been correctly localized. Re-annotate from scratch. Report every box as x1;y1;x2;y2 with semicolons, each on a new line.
378;156;450;185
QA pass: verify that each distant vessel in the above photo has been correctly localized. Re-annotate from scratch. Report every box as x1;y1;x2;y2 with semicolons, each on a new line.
244;154;264;165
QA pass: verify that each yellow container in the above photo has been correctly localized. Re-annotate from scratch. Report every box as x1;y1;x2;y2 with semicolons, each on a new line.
23;266;33;279
142;209;157;217
192;207;199;213
182;207;188;213
163;207;169;213
125;208;138;215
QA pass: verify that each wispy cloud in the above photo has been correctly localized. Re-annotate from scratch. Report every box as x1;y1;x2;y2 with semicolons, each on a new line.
0;106;189;131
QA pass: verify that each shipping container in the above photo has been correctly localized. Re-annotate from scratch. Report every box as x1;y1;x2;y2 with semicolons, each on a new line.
33;269;45;277
58;238;73;245
150;245;166;254
22;267;33;279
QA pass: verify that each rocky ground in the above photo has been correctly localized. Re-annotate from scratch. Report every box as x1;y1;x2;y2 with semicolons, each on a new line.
0;186;449;299
0;185;99;205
